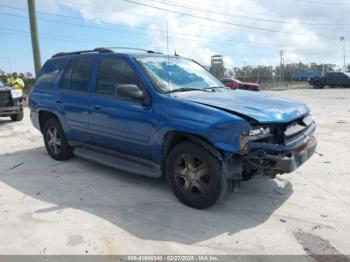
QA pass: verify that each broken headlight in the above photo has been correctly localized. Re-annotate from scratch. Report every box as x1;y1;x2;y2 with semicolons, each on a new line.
248;126;271;141
10;89;23;99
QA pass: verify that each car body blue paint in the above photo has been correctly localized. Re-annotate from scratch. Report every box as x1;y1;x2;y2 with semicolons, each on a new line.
30;52;314;171
177;89;310;123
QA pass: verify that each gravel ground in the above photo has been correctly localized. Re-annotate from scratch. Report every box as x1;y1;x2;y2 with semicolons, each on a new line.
0;89;349;255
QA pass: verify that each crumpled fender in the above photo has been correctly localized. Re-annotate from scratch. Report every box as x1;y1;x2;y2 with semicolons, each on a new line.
207;120;251;154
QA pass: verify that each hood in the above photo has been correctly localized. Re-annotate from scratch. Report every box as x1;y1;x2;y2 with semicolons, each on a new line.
174;89;309;123
0;80;12;91
0;85;12;91
243;82;259;87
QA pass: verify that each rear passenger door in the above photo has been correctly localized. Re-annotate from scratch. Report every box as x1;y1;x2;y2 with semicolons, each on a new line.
58;56;95;143
89;57;155;160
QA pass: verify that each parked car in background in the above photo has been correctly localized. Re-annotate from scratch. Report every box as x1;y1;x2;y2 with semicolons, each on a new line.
308;72;350;89
291;71;322;81
30;48;316;209
220;78;260;91
0;79;24;121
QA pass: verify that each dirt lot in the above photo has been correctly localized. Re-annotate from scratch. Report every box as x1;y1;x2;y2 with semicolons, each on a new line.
0;89;350;255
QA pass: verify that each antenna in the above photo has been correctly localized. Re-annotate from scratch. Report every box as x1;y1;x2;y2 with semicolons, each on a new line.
166;21;169;58
166;21;170;89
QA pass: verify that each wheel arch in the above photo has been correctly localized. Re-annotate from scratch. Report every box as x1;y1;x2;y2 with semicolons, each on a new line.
163;131;223;159
161;131;225;176
38;110;59;132
162;131;244;186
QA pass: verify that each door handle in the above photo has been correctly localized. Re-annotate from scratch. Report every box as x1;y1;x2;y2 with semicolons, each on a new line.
56;100;62;104
93;105;101;110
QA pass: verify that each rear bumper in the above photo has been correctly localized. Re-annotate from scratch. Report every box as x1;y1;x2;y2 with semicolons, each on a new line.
244;135;317;175
0;105;22;116
30;109;40;131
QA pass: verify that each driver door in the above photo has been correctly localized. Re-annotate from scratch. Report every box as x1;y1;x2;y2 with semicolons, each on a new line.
88;57;156;160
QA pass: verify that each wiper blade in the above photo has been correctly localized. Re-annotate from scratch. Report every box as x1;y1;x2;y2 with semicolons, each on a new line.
165;88;212;94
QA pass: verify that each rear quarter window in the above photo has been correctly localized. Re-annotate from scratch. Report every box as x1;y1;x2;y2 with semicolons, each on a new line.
36;59;65;89
70;57;92;92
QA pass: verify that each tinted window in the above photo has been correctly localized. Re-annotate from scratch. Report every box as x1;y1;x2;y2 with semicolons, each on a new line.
96;58;139;96
36;59;65;88
327;73;341;79
60;60;74;90
70;57;92;92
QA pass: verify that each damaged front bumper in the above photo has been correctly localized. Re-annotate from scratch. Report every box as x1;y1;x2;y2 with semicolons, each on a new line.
244;135;317;176
243;121;317;176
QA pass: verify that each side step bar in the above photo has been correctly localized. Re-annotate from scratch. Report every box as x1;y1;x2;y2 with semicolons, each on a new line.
74;146;162;178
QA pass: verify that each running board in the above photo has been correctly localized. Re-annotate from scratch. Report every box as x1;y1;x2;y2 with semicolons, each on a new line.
74;146;162;178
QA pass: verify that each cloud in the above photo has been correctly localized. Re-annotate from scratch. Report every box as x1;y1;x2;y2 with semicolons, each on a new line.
45;0;350;67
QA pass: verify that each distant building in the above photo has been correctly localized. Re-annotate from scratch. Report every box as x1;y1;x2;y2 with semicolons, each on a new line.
210;54;225;79
211;54;223;66
291;71;322;81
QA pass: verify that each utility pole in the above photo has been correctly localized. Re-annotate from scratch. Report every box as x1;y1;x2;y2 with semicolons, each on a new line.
322;63;325;76
340;36;346;71
27;0;41;76
279;50;284;82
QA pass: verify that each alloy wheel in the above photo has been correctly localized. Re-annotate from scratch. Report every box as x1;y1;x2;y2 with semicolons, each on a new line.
174;154;211;195
47;126;62;154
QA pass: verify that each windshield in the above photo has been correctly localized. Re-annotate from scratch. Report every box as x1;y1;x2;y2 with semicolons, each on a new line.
344;72;350;77
137;56;225;93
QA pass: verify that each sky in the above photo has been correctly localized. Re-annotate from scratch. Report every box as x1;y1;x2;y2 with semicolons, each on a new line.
0;0;349;74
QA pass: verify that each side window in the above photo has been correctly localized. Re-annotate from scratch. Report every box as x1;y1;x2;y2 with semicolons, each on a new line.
70;57;92;92
96;58;139;97
36;59;65;89
60;60;74;90
327;73;336;79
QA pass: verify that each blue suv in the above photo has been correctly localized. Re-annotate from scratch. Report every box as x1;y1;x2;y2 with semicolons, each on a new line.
30;48;317;209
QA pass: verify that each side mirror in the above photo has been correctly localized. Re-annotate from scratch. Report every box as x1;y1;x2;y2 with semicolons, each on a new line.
116;84;146;102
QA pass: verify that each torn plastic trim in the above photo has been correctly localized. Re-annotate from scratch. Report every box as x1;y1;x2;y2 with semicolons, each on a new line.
186;134;244;180
248;121;316;154
244;135;317;176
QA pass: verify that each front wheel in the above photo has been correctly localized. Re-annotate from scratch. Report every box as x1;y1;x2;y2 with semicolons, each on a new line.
43;118;73;161
166;142;227;209
313;82;324;89
10;111;24;121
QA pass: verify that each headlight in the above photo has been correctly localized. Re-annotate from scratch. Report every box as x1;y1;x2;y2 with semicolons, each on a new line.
239;132;249;152
10;89;23;99
248;126;271;140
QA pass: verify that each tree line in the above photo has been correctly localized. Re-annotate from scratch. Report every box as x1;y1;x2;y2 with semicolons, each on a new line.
210;62;338;83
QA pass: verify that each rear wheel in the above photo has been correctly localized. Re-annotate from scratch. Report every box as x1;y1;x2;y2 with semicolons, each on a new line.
43;118;73;161
166;142;226;209
10;111;24;121
313;82;324;89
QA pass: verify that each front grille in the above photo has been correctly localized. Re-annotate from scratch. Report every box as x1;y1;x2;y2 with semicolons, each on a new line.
0;90;11;107
283;115;314;144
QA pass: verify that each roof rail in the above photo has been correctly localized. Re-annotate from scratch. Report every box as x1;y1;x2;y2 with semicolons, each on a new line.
105;47;162;54
52;47;113;58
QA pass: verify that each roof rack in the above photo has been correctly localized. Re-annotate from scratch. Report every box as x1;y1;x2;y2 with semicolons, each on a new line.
52;47;113;58
51;47;163;58
105;47;162;54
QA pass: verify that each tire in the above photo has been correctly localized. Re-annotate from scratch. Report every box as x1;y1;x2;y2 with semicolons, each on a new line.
313;82;324;89
10;111;24;121
166;141;226;209
43;117;73;161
